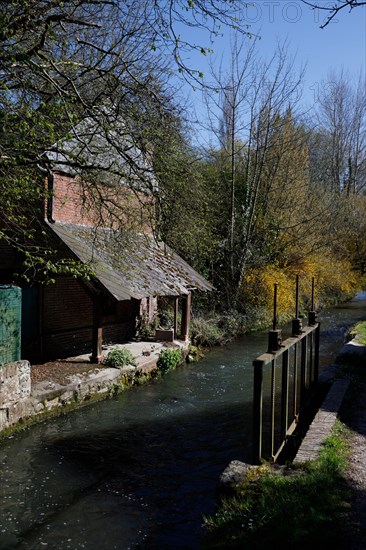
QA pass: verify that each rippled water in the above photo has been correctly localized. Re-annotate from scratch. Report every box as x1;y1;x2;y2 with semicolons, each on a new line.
1;296;365;549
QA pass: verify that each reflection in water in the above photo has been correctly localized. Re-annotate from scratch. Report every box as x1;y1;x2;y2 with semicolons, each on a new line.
0;296;365;549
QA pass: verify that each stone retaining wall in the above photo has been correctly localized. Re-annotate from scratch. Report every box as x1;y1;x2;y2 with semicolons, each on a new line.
0;360;142;433
0;360;32;431
0;345;178;435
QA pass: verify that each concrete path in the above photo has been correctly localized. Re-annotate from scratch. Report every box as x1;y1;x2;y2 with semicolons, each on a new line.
294;379;350;464
293;335;366;549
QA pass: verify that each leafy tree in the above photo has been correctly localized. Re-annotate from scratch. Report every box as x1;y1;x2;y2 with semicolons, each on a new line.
202;40;307;306
0;0;251;280
151;109;218;279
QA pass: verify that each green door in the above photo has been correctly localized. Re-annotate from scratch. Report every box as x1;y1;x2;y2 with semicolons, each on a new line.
0;286;22;365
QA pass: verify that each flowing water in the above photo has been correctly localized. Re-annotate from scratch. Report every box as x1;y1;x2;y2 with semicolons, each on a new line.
1;294;366;550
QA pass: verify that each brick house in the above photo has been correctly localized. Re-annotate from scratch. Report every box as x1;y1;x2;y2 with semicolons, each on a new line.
0;118;213;362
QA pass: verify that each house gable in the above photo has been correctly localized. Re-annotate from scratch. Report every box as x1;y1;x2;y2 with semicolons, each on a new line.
48;172;154;234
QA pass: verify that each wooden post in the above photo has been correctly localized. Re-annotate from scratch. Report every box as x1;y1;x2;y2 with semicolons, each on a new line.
293;341;298;418
253;359;264;464
300;335;308;408
173;296;179;339
273;283;278;330
91;295;103;363
292;274;302;336
38;285;44;361
268;283;281;352
180;292;191;341
308;277;317;326
281;349;289;443
270;359;276;459
314;323;320;384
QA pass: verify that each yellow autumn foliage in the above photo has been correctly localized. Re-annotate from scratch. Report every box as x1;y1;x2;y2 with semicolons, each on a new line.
312;256;359;305
241;254;361;325
242;264;299;324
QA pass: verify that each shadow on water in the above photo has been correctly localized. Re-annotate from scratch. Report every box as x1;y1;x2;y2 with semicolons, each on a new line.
1;339;260;550
6;399;254;550
53;400;253;548
1;294;366;549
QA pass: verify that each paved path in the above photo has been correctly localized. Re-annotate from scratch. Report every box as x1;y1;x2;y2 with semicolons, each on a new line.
292;340;366;549
343;379;366;550
293;379;350;464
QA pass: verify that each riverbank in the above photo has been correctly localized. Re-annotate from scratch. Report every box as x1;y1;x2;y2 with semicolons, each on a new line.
0;340;188;437
202;325;366;549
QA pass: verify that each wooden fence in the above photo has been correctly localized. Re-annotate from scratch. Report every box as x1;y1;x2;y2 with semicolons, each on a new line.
252;277;320;464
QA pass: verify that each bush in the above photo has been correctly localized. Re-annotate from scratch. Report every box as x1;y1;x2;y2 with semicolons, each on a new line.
190;315;226;347
157;348;182;374
104;348;136;368
240;255;361;325
136;313;158;340
186;344;204;363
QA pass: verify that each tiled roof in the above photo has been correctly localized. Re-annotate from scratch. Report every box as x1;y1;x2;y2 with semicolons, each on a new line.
45;114;156;192
48;222;214;300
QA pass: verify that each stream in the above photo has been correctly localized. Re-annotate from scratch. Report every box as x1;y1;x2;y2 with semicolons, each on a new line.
1;293;366;550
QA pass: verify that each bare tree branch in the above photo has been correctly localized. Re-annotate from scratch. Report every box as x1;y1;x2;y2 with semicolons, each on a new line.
301;0;366;28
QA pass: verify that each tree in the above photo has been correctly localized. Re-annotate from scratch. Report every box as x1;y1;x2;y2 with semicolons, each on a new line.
202;40;306;306
0;0;252;279
302;0;366;28
313;71;366;195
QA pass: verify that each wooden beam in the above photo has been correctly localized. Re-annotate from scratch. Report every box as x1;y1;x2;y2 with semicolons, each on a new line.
173;296;179;339
91;296;103;363
180;292;191;341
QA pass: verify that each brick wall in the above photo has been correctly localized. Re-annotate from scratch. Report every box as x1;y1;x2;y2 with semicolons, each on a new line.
42;278;93;332
103;299;140;344
41;278;140;359
103;322;136;344
42;327;93;359
51;173;154;232
42;278;94;358
51;174;93;226
0;240;17;270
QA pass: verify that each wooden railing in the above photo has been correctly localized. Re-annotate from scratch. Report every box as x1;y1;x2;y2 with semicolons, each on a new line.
252;321;320;464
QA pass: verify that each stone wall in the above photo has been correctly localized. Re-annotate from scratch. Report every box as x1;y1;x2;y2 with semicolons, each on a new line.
0;340;189;436
0;360;32;431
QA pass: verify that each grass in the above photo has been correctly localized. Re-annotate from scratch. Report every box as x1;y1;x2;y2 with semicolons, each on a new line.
348;320;366;345
202;421;351;550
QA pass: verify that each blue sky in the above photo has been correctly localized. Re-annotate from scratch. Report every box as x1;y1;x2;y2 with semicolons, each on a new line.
179;1;366;141
247;0;366;106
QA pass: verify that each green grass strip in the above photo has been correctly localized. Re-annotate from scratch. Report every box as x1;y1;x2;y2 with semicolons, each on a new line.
202;421;351;550
348;321;366;345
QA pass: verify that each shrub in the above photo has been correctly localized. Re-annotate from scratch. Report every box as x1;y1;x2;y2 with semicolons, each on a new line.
186;344;204;363
240;255;361;326
157;348;182;374
347;321;366;345
190;311;256;347
241;263;295;325
137;313;158;340
104;348;136;368
190;315;226;347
